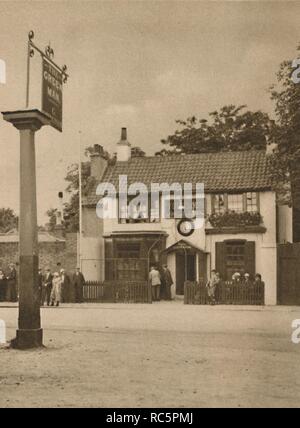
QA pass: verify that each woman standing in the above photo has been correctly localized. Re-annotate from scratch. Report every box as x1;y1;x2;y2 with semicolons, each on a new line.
50;272;62;307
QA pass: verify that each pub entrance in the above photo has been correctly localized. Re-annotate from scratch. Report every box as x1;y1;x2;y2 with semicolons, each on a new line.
176;253;196;295
163;239;207;297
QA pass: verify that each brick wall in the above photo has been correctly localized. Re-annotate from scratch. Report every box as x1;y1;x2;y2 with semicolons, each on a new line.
0;233;77;276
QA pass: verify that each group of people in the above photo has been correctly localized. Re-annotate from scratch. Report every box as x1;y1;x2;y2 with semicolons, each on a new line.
148;265;174;301
206;270;265;305
38;266;86;307
0;263;86;306
0;263;18;302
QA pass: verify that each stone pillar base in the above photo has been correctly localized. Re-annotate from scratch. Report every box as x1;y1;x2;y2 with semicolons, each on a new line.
11;328;43;350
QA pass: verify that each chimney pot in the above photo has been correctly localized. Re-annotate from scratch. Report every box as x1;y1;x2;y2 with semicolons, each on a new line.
117;127;131;161
121;127;127;141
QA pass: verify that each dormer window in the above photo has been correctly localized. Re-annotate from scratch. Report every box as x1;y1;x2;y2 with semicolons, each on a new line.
212;192;259;213
228;194;243;213
213;194;226;214
246;192;258;212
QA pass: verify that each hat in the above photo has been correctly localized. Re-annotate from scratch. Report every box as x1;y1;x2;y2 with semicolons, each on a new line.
245;273;250;277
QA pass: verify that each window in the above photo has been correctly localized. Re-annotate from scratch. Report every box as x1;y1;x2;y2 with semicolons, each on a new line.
246;192;258;212
226;241;246;279
116;243;142;280
216;240;255;280
212;193;260;214
213;194;226;213
150;197;160;222
164;196;204;219
118;195;159;223
117;243;140;259
228;194;243;212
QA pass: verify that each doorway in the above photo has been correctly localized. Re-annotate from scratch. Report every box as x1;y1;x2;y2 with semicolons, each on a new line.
175;253;196;295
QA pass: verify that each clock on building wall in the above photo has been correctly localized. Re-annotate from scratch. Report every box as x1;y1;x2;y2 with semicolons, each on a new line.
177;219;195;237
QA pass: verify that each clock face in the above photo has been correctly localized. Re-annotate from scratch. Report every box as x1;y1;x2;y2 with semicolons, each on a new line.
177;219;195;236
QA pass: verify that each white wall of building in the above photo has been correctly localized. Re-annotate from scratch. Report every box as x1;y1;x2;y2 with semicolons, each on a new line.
277;205;293;243
89;190;279;304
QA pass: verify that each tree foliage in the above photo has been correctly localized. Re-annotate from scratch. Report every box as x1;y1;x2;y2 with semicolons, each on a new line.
0;208;18;233
270;51;300;210
269;47;300;240
131;146;146;158
156;105;271;155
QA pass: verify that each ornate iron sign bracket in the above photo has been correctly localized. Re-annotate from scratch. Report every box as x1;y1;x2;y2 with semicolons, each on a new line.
26;30;69;108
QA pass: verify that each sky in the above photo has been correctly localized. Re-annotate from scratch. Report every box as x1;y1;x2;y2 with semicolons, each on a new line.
0;0;300;224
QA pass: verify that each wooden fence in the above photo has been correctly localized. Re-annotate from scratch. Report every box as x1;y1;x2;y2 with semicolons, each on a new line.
277;243;300;305
184;280;265;305
83;280;152;303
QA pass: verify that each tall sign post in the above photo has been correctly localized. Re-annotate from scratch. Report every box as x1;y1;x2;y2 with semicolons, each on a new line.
2;31;68;349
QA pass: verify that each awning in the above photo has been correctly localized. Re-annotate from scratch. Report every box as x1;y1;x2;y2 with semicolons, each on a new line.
162;239;207;254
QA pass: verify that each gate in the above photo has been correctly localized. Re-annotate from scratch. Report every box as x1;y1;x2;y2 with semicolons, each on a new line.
277;243;300;305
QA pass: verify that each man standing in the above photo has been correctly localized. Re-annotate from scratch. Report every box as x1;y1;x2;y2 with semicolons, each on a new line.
149;266;161;302
6;263;17;302
44;268;53;306
60;269;71;303
37;268;44;306
73;267;85;303
162;264;173;300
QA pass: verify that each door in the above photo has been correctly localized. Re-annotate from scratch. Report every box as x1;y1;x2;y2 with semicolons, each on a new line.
187;254;196;281
176;253;185;295
176;253;196;295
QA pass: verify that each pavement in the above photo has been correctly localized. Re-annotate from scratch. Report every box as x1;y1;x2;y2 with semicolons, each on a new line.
0;301;300;408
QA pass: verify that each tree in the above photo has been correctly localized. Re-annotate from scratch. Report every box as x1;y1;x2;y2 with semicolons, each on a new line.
46;208;58;232
131;146;146;158
62;161;95;232
156;105;271;155
46;146;108;232
0;208;18;233
269;47;300;241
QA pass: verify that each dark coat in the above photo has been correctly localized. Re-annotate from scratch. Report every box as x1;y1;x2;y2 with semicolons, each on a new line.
73;272;85;287
61;273;72;302
163;268;173;287
7;267;17;284
44;272;53;288
38;272;44;289
73;272;85;303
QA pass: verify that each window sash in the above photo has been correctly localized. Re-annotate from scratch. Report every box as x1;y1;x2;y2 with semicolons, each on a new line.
118;194;160;223
212;192;259;214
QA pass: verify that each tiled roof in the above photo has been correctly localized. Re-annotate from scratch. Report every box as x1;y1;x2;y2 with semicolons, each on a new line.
84;151;272;206
0;231;65;243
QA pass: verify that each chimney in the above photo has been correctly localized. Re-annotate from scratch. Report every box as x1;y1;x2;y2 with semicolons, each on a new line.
117;127;131;162
90;144;108;180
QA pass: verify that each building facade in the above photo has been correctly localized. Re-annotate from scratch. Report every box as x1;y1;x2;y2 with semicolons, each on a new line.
81;129;293;305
